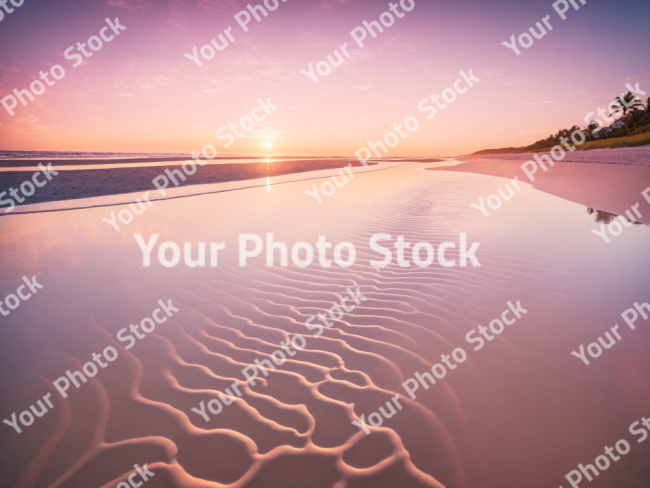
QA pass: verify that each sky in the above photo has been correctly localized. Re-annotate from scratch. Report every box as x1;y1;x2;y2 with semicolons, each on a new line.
0;0;648;157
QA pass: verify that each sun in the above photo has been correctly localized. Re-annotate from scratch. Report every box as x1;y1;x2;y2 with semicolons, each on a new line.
264;141;272;149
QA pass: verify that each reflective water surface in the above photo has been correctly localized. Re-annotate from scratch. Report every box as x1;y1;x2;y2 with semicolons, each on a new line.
1;164;648;488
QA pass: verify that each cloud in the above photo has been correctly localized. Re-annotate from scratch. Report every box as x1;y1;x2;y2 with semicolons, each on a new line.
300;31;332;48
315;0;355;12
526;100;554;105
99;0;251;15
495;76;522;88
102;0;152;13
244;129;285;138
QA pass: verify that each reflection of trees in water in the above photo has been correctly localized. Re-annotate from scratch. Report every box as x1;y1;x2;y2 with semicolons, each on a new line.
586;207;616;223
586;207;645;225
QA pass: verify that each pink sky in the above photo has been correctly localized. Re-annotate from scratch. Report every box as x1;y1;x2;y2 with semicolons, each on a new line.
0;0;648;156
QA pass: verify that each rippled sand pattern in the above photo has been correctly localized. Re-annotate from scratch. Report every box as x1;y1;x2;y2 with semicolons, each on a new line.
1;165;649;488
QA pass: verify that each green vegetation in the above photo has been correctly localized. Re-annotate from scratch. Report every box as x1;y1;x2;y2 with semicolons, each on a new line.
472;92;650;155
566;131;650;151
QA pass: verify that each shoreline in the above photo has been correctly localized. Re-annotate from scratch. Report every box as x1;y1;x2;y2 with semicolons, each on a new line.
0;159;375;210
1;159;448;216
0;155;354;168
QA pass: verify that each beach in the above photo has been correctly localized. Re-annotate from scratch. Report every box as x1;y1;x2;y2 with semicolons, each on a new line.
2;1;650;486
1;159;649;488
0;158;376;208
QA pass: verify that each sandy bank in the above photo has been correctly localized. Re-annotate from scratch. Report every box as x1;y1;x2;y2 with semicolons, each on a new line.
429;158;650;225
463;147;650;167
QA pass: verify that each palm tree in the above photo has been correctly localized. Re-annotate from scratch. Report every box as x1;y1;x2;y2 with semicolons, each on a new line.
568;125;581;139
584;120;599;136
611;91;644;134
627;109;645;133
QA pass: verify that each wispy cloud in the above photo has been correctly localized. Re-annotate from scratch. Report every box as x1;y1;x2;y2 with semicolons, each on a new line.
101;0;152;13
244;129;285;138
526;100;554;105
314;0;355;12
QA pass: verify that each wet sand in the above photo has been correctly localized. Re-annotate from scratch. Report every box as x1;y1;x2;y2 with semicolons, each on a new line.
429;157;650;225
1;163;649;488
